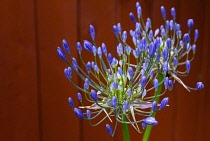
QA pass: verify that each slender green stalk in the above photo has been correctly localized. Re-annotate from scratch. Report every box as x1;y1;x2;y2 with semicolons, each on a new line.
122;114;130;141
142;73;164;141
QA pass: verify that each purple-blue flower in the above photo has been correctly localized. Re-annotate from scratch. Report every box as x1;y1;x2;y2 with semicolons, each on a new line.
74;108;84;119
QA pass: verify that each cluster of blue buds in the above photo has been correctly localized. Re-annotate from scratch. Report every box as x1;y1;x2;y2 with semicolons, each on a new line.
57;2;204;137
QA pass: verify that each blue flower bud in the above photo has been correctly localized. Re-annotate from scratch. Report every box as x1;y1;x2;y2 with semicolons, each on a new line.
140;76;147;87
194;29;199;41
163;62;168;74
148;30;153;41
175;24;180;31
122;31;127;42
86;110;91;119
118;67;123;75
154;79;159;91
64;67;72;79
129;12;136;23
77;92;82;101
127;88;132;97
156;52;160;62
174;48;178;54
113;25;119;36
149;42;155;58
97;47;102;58
111;58;118;67
84;40;93;52
108;53;113;64
68;97;74;108
173;57;178;66
74;108;84;119
57;47;66;61
106;99;111;105
72;58;78;71
180;40;184;47
187;19;194;30
124;100;129;110
76;42;82;54
128;67;134;78
146;21;150;32
168;80;173;90
113;81;118;89
142;89;147;97
160;97;169;110
186;60;190;73
62;39;70;54
166;38;171;48
142;121;147;129
143;117;158;126
125;46;131;55
160;6;166;19
164;77;169;88
137;6;142;18
196;82;204;90
106;124;112;136
122;105;126;113
152;101;157;112
140;69;145;76
91;61;95;68
171;7;176;19
92;46;97;56
143;60;149;70
117;23;122;33
162;47;168;62
101;43;107;56
136;2;140;9
90;89;98;102
170;20;174;30
176;30;182;39
90;25;95;40
86;62;91;72
94;65;99;73
84;78;90;90
192;44;196;53
150;71;154;78
142;37;147;50
154;28;159;37
117;43;123;56
183;33;190;43
161;28;165;37
132;49;138;58
186;43;191;51
112;96;117;109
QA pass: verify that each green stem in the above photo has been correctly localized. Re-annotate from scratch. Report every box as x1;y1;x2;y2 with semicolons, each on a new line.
142;73;164;141
122;114;130;141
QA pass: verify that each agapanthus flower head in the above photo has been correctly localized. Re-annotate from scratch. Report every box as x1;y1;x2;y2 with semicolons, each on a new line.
57;1;204;138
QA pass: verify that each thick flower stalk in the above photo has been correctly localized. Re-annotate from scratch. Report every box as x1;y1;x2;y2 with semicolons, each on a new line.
57;2;204;140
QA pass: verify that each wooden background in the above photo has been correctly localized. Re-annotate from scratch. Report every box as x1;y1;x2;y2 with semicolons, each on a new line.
0;0;209;141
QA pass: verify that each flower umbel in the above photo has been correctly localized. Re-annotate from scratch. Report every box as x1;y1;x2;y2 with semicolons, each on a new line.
57;2;204;137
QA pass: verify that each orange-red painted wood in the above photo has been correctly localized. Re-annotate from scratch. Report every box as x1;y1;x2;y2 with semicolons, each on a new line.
0;0;39;141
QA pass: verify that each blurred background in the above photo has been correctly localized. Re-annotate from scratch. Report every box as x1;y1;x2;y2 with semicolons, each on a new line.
0;0;209;141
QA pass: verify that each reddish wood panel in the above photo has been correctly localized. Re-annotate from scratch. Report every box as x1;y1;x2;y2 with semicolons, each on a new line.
0;0;39;141
79;0;118;141
36;0;80;141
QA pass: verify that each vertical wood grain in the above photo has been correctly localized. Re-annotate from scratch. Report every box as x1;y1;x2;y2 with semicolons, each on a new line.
0;0;39;141
35;0;80;141
79;0;117;140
